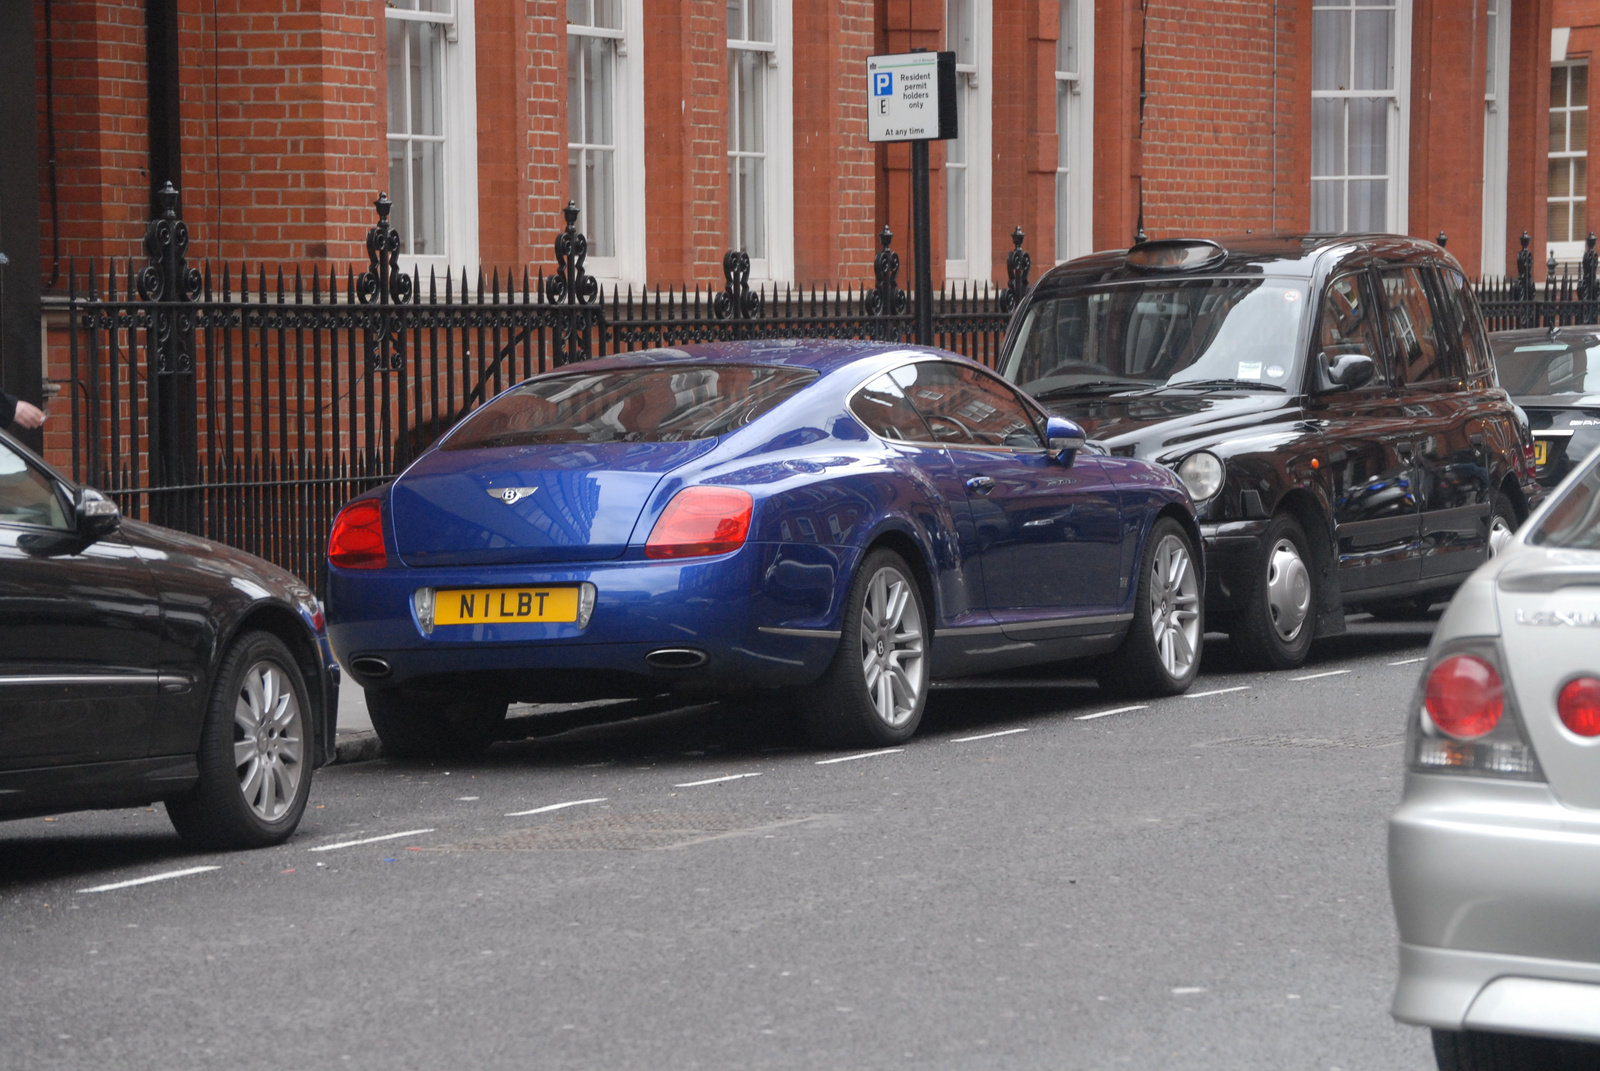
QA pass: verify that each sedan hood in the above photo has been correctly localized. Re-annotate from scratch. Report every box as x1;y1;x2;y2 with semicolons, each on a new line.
1034;392;1295;459
391;440;716;567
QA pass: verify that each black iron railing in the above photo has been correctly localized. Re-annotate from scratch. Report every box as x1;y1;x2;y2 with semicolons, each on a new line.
1474;230;1600;330
57;194;1028;593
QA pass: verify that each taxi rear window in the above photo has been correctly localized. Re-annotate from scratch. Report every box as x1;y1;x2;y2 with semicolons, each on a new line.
443;364;817;449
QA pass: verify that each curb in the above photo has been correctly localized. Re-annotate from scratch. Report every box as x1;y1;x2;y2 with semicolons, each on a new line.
333;731;383;765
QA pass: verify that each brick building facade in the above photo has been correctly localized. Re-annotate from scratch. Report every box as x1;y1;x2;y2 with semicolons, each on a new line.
18;0;1600;302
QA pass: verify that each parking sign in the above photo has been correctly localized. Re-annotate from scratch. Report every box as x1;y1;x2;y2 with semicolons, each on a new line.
866;52;957;142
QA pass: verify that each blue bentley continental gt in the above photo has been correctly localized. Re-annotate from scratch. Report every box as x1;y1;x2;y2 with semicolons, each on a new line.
325;341;1203;757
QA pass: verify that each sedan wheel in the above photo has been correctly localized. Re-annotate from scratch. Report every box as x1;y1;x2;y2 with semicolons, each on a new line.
167;631;315;850
1099;518;1203;696
802;549;929;747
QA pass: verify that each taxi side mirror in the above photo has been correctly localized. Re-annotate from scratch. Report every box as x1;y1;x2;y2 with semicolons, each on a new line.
1317;352;1375;392
1046;415;1087;466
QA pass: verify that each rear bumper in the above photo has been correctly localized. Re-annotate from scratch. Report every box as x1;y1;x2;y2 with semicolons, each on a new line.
1389;772;1600;1035
325;541;854;699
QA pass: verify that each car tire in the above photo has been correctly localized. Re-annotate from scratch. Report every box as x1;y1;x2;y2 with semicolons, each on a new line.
800;548;929;749
1098;517;1203;696
166;631;314;850
1487;492;1519;559
366;689;508;760
1228;513;1316;670
1432;1028;1600;1070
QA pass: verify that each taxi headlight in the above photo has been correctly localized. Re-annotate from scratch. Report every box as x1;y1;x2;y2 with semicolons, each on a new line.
1176;452;1225;502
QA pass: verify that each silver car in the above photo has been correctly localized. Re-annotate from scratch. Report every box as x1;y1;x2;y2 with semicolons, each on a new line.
1390;446;1600;1069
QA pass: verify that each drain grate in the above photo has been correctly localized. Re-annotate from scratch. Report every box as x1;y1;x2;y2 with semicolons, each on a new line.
425;810;826;852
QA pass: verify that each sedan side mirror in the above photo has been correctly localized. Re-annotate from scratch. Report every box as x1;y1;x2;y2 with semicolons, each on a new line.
75;486;121;540
1046;415;1087;466
1317;352;1375;392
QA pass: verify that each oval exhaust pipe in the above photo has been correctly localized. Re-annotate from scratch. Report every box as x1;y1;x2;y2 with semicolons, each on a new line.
645;648;709;670
350;655;392;679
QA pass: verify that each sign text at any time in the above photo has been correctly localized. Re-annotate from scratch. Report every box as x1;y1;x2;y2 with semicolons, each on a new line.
866;51;957;143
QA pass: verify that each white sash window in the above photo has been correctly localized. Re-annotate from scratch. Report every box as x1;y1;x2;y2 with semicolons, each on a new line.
945;0;991;281
1055;0;1093;263
1311;0;1410;234
568;0;644;283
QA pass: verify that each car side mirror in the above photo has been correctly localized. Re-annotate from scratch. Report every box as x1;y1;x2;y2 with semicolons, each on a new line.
1046;415;1087;466
1317;352;1375;392
75;486;121;540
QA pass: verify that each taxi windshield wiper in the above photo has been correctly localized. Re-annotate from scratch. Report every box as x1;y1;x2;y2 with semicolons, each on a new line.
1160;378;1287;393
1029;379;1151;399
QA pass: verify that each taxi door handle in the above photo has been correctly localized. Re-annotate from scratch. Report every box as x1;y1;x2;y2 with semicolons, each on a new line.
965;476;996;495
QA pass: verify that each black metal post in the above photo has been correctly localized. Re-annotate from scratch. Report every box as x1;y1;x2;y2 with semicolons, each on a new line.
145;0;182;217
137;183;200;529
0;0;44;451
910;139;934;347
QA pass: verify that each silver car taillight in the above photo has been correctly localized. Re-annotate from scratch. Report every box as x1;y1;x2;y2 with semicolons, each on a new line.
1407;638;1544;781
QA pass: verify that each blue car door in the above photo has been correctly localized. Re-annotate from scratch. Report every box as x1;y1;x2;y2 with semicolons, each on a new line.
894;360;1125;627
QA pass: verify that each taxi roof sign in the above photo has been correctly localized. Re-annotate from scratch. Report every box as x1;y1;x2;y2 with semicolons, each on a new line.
867;52;957;143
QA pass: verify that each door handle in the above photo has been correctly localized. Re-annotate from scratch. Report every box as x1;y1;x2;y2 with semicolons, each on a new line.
965;475;996;495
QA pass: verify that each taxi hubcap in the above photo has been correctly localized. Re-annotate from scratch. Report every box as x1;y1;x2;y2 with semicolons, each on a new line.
1265;537;1312;643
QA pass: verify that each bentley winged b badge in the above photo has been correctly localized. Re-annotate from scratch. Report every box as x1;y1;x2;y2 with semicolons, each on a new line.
487;486;539;505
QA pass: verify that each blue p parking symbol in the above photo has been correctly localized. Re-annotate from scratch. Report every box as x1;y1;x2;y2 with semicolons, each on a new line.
873;71;893;96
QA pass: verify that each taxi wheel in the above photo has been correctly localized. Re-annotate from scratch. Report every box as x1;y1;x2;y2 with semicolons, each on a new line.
1487;494;1519;558
366;689;507;760
1098;518;1203;696
166;632;314;850
800;549;928;748
1228;513;1316;670
1432;1028;1600;1070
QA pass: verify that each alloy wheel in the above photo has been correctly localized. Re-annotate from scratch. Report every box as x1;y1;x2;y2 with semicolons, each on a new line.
1265;537;1312;643
232;661;305;822
857;567;926;728
1148;533;1202;678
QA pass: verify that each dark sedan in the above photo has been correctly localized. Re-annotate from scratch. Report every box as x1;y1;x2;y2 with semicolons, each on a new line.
1489;325;1600;487
0;431;339;848
997;235;1541;669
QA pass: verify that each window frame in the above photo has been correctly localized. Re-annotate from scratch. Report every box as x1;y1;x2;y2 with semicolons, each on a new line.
1482;0;1512;274
1313;269;1393;388
566;0;645;285
1309;0;1413;235
1548;59;1590;266
1376;265;1462;389
1054;0;1094;264
944;0;993;283
726;0;795;283
384;0;480;275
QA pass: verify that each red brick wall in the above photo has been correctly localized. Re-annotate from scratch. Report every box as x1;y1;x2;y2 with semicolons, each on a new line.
1507;0;1555;275
1409;0;1490;270
520;5;566;266
992;0;1057;270
793;2;879;286
1139;0;1307;238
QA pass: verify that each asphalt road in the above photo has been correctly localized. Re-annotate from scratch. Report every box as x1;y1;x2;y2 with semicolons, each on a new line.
1;616;1441;1071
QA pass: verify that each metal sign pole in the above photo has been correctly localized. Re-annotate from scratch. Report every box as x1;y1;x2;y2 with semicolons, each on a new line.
910;140;933;347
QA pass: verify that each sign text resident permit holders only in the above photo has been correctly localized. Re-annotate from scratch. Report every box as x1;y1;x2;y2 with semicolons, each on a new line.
867;51;957;143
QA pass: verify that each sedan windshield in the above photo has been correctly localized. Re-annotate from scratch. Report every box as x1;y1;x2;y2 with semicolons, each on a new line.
442;363;817;450
1493;339;1600;395
1000;277;1309;397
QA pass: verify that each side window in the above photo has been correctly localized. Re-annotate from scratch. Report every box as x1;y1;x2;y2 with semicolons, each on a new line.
898;361;1045;449
849;372;934;442
1433;268;1494;382
0;441;69;530
1379;267;1459;386
1316;271;1390;386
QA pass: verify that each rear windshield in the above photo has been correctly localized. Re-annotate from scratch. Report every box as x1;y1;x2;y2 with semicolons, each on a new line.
1492;339;1600;395
443;364;817;450
1529;460;1600;550
1000;277;1309;398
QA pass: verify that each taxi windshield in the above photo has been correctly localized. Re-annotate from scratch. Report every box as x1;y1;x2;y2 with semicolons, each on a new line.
1000;277;1309;398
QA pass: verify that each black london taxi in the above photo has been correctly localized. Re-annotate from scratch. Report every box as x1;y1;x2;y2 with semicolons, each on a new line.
996;235;1541;669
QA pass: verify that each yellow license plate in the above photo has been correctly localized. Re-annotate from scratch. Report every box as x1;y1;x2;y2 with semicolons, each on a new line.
434;586;579;626
1534;439;1550;467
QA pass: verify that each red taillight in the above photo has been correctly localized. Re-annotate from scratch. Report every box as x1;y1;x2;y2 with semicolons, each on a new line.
1558;677;1600;737
1425;654;1504;739
328;499;388;569
645;487;753;559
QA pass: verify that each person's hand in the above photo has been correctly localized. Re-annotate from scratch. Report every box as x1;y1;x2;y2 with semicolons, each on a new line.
11;400;46;429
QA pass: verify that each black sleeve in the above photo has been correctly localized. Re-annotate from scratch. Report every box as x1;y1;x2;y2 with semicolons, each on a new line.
0;389;16;429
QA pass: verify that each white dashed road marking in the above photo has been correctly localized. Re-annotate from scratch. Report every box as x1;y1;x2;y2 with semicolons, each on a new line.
815;749;905;765
1186;686;1251;699
79;866;221;894
1074;704;1150;722
1171;987;1207;995
308;828;435;852
1389;656;1427;666
950;727;1031;743
674;773;763;788
504;797;607;818
1291;669;1351;682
